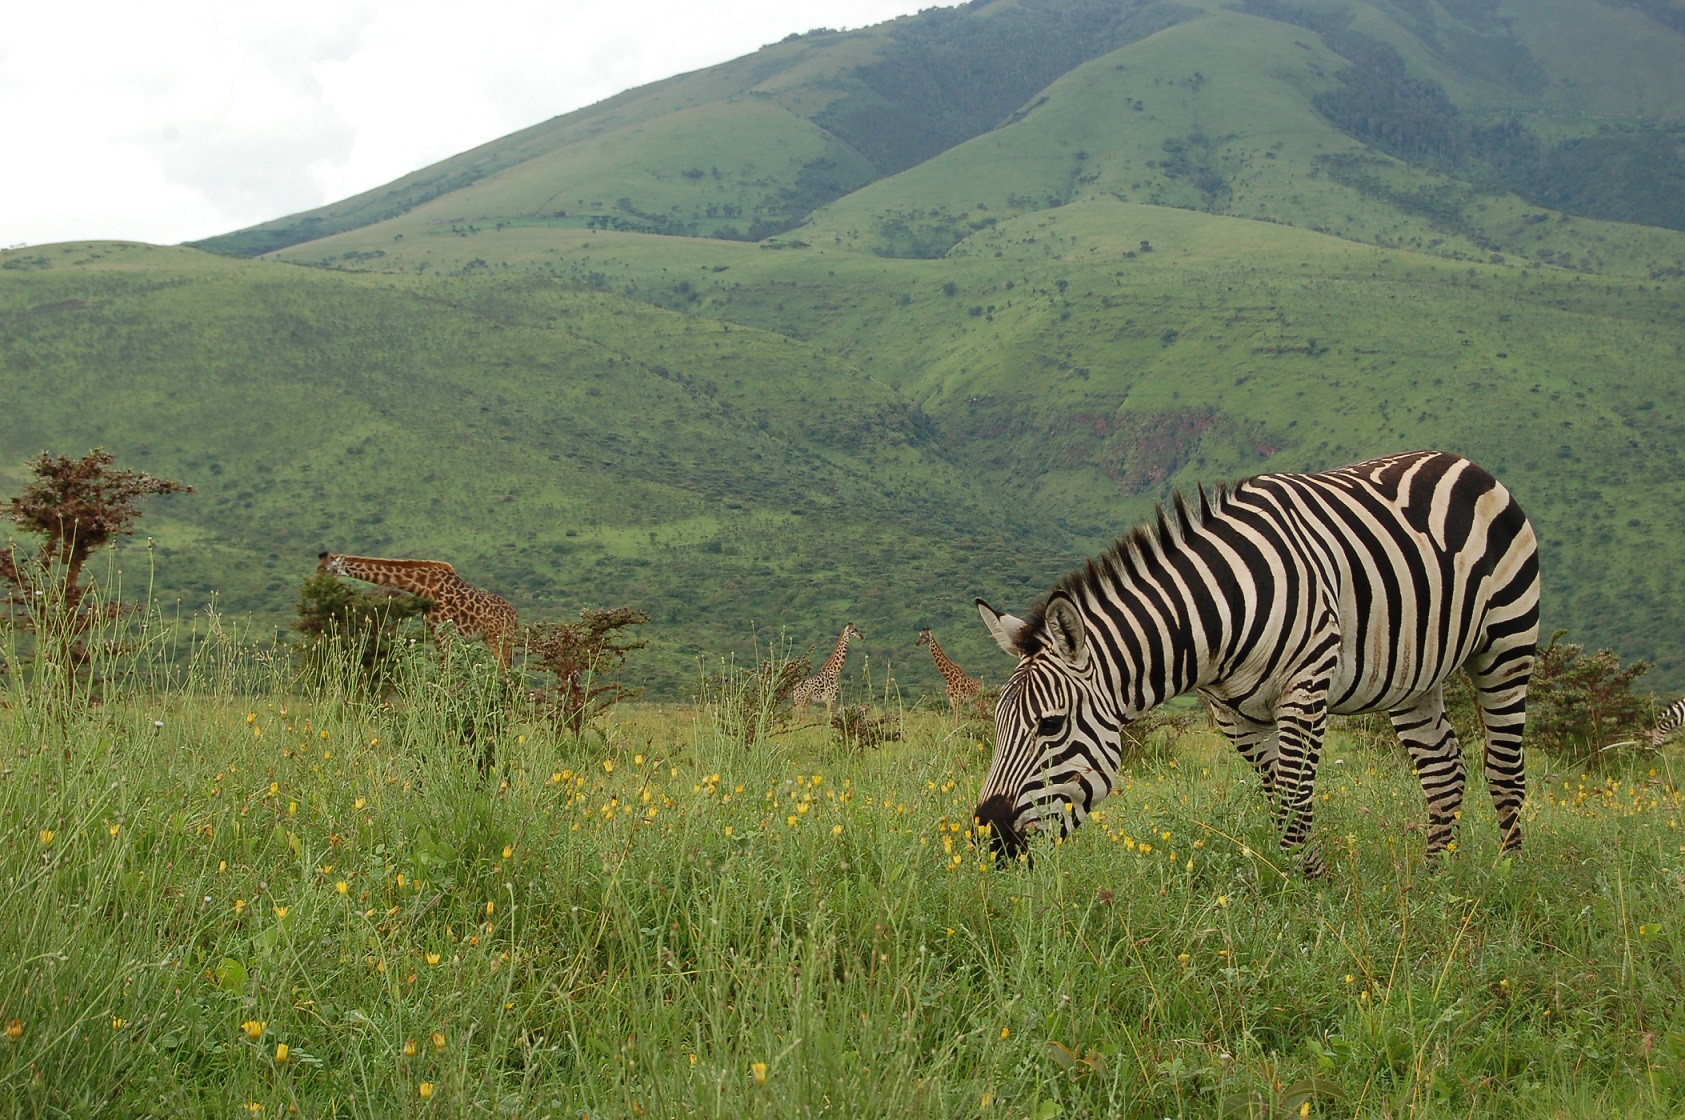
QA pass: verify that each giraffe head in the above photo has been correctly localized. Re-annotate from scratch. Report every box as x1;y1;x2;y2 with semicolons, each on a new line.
844;623;864;644
318;552;349;577
915;628;932;648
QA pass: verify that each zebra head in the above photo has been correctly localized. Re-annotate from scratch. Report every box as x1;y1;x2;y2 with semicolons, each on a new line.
972;595;1127;864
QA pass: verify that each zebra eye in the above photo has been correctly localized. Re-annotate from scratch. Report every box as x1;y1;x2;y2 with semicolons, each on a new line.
1035;713;1066;738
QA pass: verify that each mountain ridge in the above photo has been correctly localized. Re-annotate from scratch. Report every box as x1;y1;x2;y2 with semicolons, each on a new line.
9;0;1685;696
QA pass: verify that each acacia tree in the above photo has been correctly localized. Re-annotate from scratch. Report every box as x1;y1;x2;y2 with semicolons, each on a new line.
1;448;191;671
526;607;650;735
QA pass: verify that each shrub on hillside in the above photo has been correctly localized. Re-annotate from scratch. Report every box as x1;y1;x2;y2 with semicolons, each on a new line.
291;570;429;693
1;448;190;687
1527;630;1652;767
526;607;650;736
695;644;811;747
831;703;903;749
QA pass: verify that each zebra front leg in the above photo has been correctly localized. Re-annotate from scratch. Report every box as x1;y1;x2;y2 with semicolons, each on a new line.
1202;691;1279;797
1271;683;1330;878
1389;689;1467;861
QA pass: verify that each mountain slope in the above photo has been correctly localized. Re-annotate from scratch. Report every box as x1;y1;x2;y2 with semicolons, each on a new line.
10;0;1685;694
216;0;1685;272
0;242;1075;692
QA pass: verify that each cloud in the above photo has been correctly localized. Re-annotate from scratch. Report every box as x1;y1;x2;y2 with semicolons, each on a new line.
1;0;938;247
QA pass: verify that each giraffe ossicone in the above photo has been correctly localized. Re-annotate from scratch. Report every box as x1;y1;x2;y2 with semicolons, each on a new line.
317;552;519;669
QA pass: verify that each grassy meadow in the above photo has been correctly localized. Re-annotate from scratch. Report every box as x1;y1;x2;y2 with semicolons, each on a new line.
4;615;1685;1119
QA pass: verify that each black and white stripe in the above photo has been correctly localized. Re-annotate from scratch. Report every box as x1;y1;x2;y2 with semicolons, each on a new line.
1652;698;1685;748
974;450;1539;875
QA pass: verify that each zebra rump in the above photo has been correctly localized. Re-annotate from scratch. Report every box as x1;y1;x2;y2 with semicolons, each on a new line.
973;450;1539;876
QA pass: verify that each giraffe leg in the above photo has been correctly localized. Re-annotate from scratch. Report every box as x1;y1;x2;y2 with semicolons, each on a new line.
1388;688;1466;860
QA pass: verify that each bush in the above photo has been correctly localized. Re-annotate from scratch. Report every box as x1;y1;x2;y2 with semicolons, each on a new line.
525;607;650;736
830;703;903;749
1527;630;1651;766
694;641;810;747
1;448;190;695
291;570;429;694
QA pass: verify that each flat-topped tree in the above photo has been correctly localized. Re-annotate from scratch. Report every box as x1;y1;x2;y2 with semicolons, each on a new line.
2;449;191;671
4;449;191;603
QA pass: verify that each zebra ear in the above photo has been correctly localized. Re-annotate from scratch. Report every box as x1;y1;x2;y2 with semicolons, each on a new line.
1045;596;1088;668
976;598;1028;656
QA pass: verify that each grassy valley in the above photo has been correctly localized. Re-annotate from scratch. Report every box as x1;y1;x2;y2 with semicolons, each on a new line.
9;5;1685;1114
6;0;1685;693
0;243;1076;693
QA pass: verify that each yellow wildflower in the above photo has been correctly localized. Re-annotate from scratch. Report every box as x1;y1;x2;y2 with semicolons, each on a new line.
751;1062;768;1084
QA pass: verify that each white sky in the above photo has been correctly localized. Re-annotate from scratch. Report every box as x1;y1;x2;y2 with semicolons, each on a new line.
1;0;941;249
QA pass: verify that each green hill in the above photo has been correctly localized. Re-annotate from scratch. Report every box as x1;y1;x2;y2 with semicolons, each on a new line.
0;243;1076;694
7;0;1685;695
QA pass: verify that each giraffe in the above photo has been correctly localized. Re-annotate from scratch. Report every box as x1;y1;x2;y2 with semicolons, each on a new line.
916;628;984;719
317;552;519;669
792;623;863;717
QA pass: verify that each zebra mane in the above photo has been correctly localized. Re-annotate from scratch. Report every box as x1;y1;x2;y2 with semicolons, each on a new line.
1014;483;1231;655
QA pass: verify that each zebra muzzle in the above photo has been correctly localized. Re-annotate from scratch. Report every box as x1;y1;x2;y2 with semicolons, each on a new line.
974;794;1031;866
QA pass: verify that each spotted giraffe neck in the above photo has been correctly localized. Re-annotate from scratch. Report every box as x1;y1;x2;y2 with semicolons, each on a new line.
318;552;519;669
321;553;462;596
819;624;861;675
922;630;962;678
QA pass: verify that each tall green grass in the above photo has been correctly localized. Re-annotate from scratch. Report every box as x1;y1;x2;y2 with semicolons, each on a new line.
3;603;1685;1117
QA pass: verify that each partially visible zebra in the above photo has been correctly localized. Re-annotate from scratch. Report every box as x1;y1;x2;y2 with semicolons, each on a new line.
1652;698;1685;747
973;450;1539;876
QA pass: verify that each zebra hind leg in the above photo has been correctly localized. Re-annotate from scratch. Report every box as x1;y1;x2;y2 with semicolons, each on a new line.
1388;689;1466;861
1467;643;1533;853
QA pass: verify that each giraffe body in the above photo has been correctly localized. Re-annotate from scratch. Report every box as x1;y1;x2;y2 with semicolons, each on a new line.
917;628;984;718
792;623;863;717
318;552;519;669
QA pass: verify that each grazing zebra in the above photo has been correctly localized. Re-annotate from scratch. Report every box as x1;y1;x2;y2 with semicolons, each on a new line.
1651;698;1685;747
973;450;1539;876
